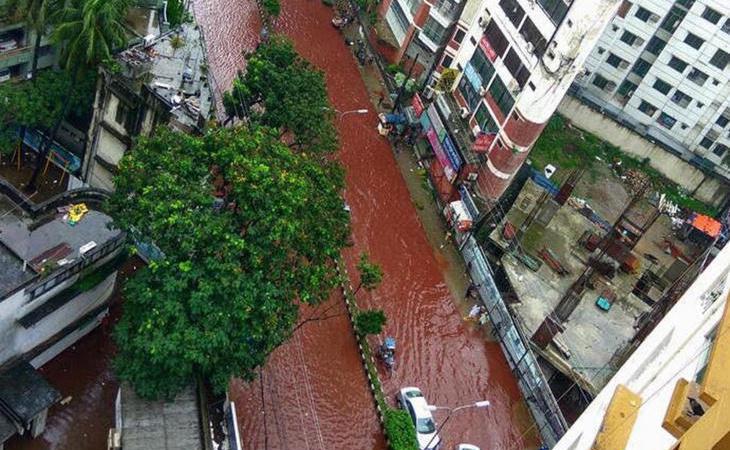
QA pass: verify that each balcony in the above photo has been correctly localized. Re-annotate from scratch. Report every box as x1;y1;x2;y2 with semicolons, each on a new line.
434;92;479;165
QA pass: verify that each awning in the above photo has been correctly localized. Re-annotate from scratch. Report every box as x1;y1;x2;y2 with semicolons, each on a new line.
691;213;721;238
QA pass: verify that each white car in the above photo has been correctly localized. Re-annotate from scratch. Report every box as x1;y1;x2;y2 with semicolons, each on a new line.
397;387;441;450
456;445;480;450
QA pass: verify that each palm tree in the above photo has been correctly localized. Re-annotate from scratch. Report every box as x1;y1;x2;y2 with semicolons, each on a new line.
26;0;131;191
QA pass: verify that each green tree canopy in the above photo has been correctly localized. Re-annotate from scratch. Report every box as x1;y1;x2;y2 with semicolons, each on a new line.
353;309;387;336
355;252;383;294
109;126;351;399
223;35;338;154
261;0;281;18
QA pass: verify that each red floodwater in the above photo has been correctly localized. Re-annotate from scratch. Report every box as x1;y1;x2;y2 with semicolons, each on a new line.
196;1;533;448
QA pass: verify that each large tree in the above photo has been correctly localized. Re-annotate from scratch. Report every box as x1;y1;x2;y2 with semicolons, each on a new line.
109;126;351;399
223;35;338;154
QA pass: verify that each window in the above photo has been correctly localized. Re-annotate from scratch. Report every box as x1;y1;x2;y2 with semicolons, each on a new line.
668;55;688;73
441;54;453;68
701;6;722;25
700;136;715;149
499;0;525;27
519;18;547;55
645;36;667;55
607;53;624;68
713;143;729;157
660;6;687;32
697;101;704;108
504;49;530;87
632;58;651;76
484;21;509;57
422;17;448;45
620;30;638;46
617;80;637;97
710;50;730;70
716;109;730;127
471;49;495;83
683;32;704;50
657;112;677;129
617;0;632;18
653;78;671;94
592;74;610;89
115;101;129;127
694;328;718;383
488;76;515;118
676;0;694;9
453;28;466;43
724;18;730;34
458;77;481;110
475;102;498;133
597;47;606;55
688;68;708;86
635;6;652;22
671;90;692;108
537;0;570;25
638;100;657;116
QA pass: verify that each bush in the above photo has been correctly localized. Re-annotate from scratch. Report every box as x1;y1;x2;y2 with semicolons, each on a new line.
354;309;387;336
386;63;401;75
384;408;419;450
322;0;335;7
261;0;281;17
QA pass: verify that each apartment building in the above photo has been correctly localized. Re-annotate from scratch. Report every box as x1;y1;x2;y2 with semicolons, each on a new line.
553;242;730;450
574;0;730;205
413;0;620;206
0;0;57;82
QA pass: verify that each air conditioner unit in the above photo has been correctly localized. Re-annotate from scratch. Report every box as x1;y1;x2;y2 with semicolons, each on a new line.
619;60;629;69
648;13;660;23
478;16;490;28
507;79;519;94
467;172;479;181
634;37;645;47
525;42;535;53
460;107;470;118
472;125;482;136
479;86;488;96
108;429;121;450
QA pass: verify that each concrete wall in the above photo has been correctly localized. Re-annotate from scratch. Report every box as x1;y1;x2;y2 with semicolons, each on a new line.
558;95;729;208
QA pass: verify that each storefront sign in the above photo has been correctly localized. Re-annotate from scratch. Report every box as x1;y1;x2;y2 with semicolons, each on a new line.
472;132;496;153
427;128;456;182
412;93;425;117
464;63;482;92
427;104;447;143
479;37;498;62
442;136;462;172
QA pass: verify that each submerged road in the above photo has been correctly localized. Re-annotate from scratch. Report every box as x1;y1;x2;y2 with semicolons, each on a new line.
195;0;537;448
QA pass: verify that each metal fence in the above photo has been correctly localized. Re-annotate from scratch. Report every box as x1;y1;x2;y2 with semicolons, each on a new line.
461;235;568;447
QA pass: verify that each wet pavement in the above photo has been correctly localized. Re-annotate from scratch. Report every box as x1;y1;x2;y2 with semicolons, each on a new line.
194;0;538;448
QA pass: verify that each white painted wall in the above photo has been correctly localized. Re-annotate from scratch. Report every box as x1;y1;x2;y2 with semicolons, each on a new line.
554;244;730;450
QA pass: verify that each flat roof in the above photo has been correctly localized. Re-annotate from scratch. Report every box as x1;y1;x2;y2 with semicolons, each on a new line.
0;193;120;296
0;361;60;426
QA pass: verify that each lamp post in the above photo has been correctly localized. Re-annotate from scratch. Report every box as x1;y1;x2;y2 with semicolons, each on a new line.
336;108;369;118
424;400;490;449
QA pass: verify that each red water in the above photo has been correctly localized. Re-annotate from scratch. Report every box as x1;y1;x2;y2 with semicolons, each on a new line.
197;1;535;448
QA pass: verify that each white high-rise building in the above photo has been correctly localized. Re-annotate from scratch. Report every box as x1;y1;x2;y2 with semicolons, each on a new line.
575;0;730;192
553;243;730;450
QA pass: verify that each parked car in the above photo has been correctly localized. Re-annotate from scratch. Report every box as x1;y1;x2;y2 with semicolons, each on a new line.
0;69;10;83
397;387;441;450
456;445;480;450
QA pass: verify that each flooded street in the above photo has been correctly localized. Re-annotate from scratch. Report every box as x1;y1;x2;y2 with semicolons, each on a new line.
195;0;536;448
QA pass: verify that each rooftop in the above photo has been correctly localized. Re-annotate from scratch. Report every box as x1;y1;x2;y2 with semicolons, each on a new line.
119;384;204;450
0;190;120;296
0;361;60;427
115;21;213;132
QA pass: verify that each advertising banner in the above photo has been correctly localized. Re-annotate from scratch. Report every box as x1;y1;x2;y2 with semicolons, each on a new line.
426;128;456;182
479;37;498;62
472;132;496;153
427;104;447;142
412;93;425;117
442;135;462;172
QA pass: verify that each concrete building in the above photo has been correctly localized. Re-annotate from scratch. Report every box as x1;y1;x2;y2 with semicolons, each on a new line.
0;0;57;82
82;21;213;190
573;0;730;208
413;0;620;209
0;181;125;447
553;241;730;450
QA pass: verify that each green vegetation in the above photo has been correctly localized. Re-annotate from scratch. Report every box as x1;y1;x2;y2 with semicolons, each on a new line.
224;35;338;154
109;126;350;399
166;0;190;27
530;115;718;216
384;408;419;450
354;252;384;294
435;68;457;92
261;0;281;18
353;309;387;336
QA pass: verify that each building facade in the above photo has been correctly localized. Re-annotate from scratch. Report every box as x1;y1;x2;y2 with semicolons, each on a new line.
0;0;57;82
416;0;620;204
575;0;730;202
553;242;730;450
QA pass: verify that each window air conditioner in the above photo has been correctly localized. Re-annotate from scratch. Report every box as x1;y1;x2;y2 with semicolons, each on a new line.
472;125;482;136
619;60;629;69
525;42;535;53
649;14;660;23
634;37;645;47
479;86;488;96
460;107;470;118
467;172;479;181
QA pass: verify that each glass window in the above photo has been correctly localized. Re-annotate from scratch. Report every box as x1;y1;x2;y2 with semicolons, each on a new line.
616;0;632;18
499;0;525;27
484;21;509;57
592;74;610;89
617;80;637;97
684;32;704;50
454;28;466;43
441;54;453;68
620;30;638;46
671;90;692;108
537;0;570;25
723;18;730;34
716;109;730;127
645;36;667;55
631;58;651;76
688;68;708;86
660;6;686;32
700;136;715;149
459;77;481;110
676;0;694;9
504;48;530;87
519;17;547;55
607;53;624;68
710;50;730;70
635;6;652;22
668;55;688;73
657;112;677;129
638;100;657;116
713;143;729;157
471;49;495;84
488;76;515;118
701;6;722;25
422;17;448;45
475;102;498;133
653;78;671;94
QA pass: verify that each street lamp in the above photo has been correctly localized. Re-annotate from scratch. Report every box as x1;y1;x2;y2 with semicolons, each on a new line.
322;107;369;118
424;400;490;449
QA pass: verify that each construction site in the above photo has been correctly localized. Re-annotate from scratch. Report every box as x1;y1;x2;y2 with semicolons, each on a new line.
484;159;722;422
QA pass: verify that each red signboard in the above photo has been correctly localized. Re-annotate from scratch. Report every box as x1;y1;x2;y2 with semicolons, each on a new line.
479;37;498;62
412;93;425;117
472;132;496;153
